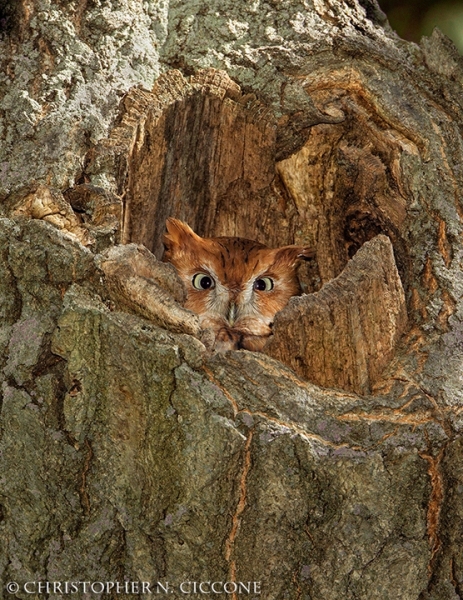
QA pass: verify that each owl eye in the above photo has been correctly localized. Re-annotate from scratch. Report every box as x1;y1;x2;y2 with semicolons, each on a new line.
254;277;274;292
192;273;215;290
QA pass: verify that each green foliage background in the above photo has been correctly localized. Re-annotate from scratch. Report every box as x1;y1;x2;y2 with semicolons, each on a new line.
378;0;463;53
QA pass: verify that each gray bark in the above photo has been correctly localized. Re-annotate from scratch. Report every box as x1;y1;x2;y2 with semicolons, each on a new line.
1;1;463;599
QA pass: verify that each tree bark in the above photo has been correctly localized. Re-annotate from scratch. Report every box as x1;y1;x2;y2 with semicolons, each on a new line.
1;1;463;599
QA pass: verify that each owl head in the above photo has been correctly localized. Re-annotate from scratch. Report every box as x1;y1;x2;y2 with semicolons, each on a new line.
163;218;314;351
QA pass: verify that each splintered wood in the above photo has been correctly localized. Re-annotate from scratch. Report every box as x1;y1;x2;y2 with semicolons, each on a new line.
94;68;302;257
101;70;273;256
97;243;201;336
265;235;407;395
81;67;414;393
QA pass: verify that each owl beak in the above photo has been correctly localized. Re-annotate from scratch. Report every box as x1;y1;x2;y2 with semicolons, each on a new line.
227;303;237;326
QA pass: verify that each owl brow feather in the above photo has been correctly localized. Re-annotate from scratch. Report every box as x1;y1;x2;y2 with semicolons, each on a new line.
217;241;231;256
198;262;215;276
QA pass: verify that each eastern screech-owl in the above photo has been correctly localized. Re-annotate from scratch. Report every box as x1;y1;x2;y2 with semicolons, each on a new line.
163;218;314;352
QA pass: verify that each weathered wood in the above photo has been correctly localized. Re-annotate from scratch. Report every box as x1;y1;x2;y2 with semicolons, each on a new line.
87;69;306;257
7;184;93;246
2;1;463;598
266;235;407;394
96;243;201;337
4;183;122;251
4;53;459;396
82;67;414;388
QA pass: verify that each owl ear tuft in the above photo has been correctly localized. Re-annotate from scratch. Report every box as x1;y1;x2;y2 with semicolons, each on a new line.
297;246;316;260
274;245;315;268
163;218;202;257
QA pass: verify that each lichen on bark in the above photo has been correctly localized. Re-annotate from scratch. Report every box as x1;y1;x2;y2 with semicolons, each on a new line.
1;1;463;599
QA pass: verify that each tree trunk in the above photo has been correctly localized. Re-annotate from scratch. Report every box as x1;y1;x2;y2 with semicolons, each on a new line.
1;1;463;599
